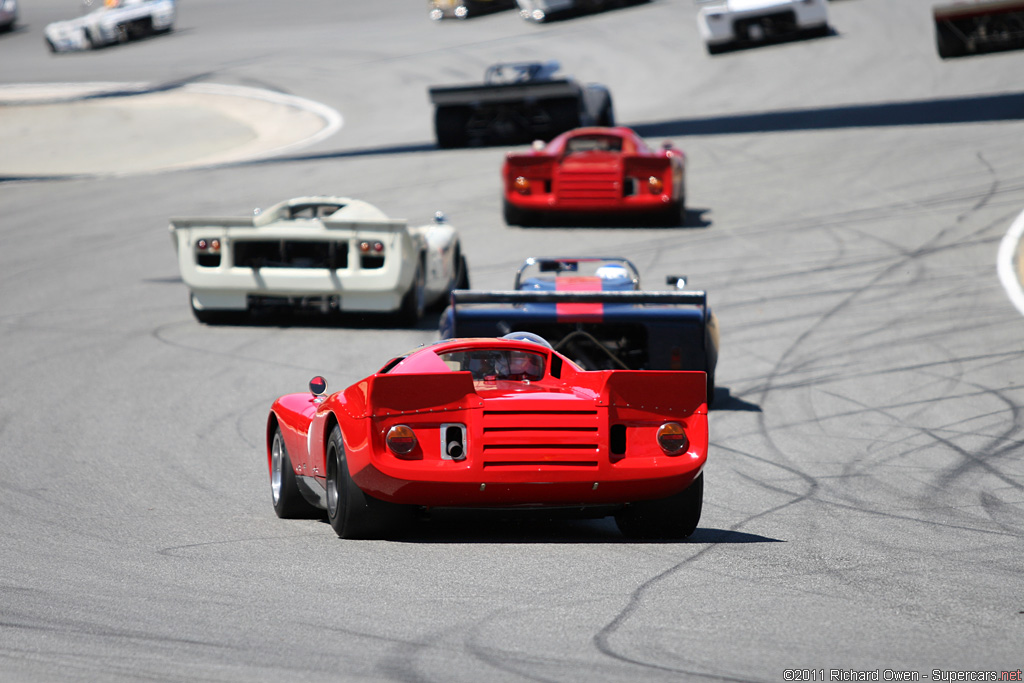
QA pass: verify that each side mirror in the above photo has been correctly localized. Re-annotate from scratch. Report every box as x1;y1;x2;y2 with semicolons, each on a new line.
309;376;328;397
666;275;687;289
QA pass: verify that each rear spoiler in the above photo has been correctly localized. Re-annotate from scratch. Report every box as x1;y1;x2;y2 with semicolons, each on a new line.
168;218;408;232
451;289;707;307
933;0;1024;20
429;80;581;107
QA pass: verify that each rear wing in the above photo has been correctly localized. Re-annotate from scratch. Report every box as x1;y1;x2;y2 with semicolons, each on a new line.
169;217;408;232
451;290;707;307
429;79;582;107
599;370;708;416
933;0;1024;20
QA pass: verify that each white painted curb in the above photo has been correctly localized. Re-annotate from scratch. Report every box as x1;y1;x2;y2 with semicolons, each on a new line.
997;207;1024;317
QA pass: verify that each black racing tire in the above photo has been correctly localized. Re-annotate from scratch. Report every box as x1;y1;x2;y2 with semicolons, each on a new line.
455;251;470;290
398;260;426;326
190;294;247;325
503;199;537;227
660;199;686;227
705;369;716;407
435;106;471;148
706;42;726;55
935;23;966;59
615;473;704;540
598;99;615;127
270;426;320;519
326;426;411;539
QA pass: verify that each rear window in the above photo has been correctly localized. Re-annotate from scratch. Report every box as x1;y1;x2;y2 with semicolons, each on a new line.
565;135;622;154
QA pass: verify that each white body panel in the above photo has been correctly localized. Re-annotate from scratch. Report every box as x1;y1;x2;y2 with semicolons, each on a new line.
169;197;463;315
44;0;175;53
697;0;828;46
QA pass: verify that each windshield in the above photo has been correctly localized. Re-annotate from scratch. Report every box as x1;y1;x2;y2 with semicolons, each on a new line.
438;349;545;382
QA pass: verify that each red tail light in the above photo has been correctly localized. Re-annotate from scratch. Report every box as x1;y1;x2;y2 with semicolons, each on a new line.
386;425;417;455
648;175;664;194
514;176;531;194
657;422;689;455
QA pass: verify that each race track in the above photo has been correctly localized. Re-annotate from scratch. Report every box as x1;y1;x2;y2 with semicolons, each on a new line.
1;1;1023;680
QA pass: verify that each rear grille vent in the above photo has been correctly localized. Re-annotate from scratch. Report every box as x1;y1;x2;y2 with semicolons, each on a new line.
481;408;600;468
233;240;349;269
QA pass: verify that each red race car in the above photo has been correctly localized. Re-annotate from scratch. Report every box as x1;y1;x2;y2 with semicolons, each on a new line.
502;126;686;226
267;334;707;539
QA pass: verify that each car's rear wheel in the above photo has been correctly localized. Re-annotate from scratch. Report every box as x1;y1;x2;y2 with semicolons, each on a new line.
935;23;966;59
270;426;320;519
435;106;471;148
398;261;426;325
455;252;470;290
615;473;703;540
326;425;410;539
503;200;537;227
190;293;247;325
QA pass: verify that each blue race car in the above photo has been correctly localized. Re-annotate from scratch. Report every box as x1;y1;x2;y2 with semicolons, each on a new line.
440;257;719;404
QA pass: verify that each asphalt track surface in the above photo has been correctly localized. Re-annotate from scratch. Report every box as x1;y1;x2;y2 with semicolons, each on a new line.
1;1;1023;681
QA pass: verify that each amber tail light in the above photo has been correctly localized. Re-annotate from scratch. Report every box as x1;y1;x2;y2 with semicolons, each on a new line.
656;422;689;455
386;425;417;455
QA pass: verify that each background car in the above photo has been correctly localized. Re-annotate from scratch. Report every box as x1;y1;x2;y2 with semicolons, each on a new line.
44;0;175;53
428;0;516;20
515;0;649;23
933;0;1024;58
267;335;708;539
429;61;613;148
696;0;830;54
0;0;17;32
441;257;719;404
502;126;686;226
169;196;469;324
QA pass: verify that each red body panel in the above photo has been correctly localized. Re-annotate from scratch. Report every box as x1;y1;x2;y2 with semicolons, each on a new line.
502;126;685;215
268;338;707;509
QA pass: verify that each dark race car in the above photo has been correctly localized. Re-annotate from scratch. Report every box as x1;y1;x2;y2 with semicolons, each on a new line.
440;257;719;405
429;61;613;148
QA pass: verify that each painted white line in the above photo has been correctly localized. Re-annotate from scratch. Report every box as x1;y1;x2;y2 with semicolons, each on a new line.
997;207;1024;317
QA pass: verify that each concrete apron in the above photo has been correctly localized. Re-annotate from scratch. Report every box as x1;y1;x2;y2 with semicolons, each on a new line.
0;82;342;178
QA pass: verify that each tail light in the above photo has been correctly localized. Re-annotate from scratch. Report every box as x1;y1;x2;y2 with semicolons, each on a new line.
648;175;664;194
360;241;385;253
656;422;689;455
513;176;531;194
386;425;417;455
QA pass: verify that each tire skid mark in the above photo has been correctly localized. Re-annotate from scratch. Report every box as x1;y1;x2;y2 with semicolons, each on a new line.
590;443;816;679
591;150;1023;672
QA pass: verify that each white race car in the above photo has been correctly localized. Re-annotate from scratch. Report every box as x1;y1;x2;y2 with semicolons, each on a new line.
697;0;829;54
169;197;470;325
44;0;175;53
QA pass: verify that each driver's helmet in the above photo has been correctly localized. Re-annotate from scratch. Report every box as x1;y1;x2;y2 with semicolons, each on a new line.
501;331;552;349
509;351;543;378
